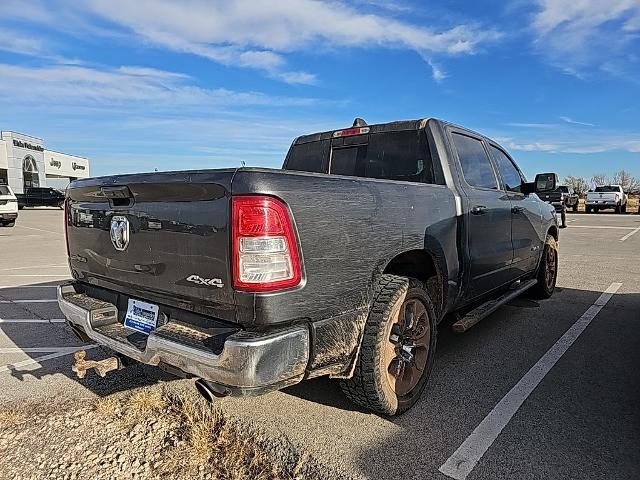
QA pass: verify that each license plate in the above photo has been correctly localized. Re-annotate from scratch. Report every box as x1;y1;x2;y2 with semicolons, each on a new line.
124;299;159;335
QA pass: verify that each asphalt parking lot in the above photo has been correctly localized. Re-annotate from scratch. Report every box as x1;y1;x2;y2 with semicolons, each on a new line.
1;209;638;480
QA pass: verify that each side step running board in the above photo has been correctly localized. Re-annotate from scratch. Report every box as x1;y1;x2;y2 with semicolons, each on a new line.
452;279;538;333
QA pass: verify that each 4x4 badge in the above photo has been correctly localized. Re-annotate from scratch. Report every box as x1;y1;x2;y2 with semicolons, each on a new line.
110;216;130;251
185;274;224;288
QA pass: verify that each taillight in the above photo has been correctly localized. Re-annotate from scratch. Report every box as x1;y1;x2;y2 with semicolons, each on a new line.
63;198;70;257
232;195;302;292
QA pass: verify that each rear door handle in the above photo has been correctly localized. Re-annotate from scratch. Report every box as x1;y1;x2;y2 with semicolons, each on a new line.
471;205;487;215
511;206;525;214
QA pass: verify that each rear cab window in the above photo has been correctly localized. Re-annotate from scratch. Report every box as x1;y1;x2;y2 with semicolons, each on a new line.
0;186;11;196
285;127;441;185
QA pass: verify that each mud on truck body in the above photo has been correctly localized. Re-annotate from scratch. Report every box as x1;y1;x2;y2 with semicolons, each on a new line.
59;118;559;415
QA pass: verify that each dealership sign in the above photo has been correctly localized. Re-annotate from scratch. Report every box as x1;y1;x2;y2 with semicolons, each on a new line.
13;139;44;152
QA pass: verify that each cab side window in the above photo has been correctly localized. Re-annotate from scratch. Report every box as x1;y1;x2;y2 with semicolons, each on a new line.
489;145;524;193
451;132;498;190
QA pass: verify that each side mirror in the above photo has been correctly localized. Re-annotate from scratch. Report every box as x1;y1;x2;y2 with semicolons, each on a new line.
522;173;558;194
535;173;557;192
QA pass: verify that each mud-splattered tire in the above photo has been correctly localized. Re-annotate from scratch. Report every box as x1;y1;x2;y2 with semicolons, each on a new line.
339;274;437;416
531;236;558;299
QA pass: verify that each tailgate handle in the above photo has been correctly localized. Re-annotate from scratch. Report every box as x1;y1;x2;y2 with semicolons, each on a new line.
101;186;134;208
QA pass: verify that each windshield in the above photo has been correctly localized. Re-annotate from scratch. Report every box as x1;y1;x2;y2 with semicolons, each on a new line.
557;186;569;193
595;186;619;192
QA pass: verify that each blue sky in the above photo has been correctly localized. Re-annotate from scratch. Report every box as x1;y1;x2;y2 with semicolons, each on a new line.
0;0;639;181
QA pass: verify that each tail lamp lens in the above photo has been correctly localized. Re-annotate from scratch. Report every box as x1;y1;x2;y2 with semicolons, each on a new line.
232;196;302;292
64;198;70;257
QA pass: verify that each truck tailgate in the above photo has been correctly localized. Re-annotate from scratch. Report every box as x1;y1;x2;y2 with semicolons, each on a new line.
66;170;237;322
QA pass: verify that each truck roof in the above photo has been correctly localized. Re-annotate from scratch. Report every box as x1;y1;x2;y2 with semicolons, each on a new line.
294;118;432;145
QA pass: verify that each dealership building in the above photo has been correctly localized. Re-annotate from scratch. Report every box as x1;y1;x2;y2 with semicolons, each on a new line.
0;131;90;194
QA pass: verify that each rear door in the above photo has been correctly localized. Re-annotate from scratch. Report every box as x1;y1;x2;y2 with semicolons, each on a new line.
449;129;514;299
488;143;542;277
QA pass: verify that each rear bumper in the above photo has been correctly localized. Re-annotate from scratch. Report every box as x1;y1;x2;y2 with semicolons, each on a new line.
57;282;309;395
586;201;618;208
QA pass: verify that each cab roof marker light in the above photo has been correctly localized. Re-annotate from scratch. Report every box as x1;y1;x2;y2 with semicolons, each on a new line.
333;127;370;138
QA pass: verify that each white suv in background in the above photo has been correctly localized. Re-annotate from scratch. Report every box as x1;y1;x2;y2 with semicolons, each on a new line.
0;184;18;227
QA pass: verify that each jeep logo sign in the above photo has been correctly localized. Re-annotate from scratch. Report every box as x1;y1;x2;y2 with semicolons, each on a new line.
50;159;62;168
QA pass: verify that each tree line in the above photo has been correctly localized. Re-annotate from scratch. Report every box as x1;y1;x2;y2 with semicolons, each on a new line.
563;170;640;195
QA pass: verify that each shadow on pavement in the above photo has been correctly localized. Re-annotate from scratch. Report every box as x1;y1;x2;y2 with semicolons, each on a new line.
0;279;177;397
350;287;640;480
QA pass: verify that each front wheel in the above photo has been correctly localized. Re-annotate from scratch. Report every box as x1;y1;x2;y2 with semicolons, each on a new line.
340;275;437;416
572;202;579;213
531;236;558;299
615;204;622;214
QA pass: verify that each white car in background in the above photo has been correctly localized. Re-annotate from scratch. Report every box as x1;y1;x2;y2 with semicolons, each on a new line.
0;184;19;227
585;185;628;214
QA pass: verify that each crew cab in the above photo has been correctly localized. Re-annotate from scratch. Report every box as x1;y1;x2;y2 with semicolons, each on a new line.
585;185;628;213
0;184;18;227
539;185;579;212
17;186;65;209
58;118;559;415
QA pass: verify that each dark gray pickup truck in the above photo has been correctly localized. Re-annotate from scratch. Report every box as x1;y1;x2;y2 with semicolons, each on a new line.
58;118;559;415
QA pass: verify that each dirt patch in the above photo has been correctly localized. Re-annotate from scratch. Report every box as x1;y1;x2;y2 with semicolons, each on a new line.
0;384;343;480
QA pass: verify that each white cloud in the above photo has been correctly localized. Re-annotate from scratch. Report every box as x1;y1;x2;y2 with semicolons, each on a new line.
531;0;640;77
426;59;447;83
0;63;319;107
559;116;595;127
3;0;501;83
0;30;47;56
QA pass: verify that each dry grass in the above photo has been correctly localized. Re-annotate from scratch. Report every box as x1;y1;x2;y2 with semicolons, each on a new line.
0;409;27;428
127;388;167;416
93;394;122;417
159;390;310;480
89;387;314;479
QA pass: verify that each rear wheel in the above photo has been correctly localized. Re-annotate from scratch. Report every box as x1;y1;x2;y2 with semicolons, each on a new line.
531;236;558;299
340;275;437;416
621;203;627;214
585;206;592;213
615;204;622;214
572;202;579;213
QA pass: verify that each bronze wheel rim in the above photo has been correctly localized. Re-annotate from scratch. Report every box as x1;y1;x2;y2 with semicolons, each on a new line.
383;297;431;397
544;244;557;290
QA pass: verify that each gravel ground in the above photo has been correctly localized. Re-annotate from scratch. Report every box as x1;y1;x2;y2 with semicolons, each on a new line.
0;384;342;480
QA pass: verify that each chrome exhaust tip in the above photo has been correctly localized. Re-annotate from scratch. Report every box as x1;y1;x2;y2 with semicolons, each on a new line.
195;379;229;402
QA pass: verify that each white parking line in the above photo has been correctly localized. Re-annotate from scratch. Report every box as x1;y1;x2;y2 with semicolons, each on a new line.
439;282;622;480
0;285;59;289
0;299;57;303
14;225;63;236
620;226;640;242
0;345;98;374
1;274;69;277
0;318;66;323
2;264;68;271
568;225;635;230
0;347;84;353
